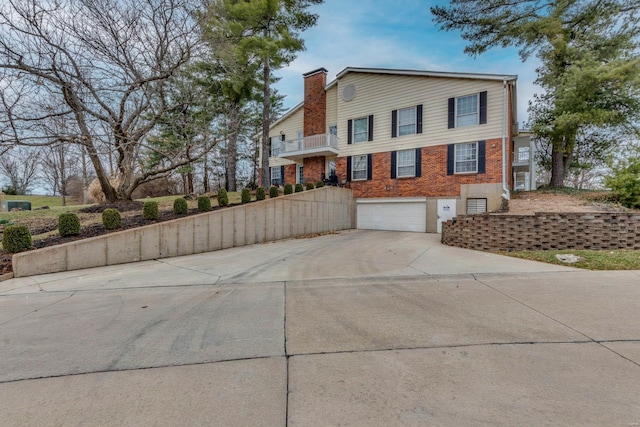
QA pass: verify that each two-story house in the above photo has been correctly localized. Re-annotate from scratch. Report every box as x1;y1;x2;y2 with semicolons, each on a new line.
264;67;534;233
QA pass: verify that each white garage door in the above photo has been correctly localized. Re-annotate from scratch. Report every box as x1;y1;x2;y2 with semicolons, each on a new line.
357;198;427;232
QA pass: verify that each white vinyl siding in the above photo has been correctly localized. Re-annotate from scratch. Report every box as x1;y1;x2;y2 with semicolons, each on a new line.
337;73;507;157
455;142;478;173
398;106;416;136
352;155;368;180
397;149;415;177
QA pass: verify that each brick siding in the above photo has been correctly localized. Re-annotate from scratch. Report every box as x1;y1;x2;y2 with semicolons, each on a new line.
303;156;325;185
337;138;504;198
442;212;640;251
304;70;327;137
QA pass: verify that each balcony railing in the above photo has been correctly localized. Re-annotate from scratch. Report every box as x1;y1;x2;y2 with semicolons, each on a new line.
274;133;339;160
513;150;530;164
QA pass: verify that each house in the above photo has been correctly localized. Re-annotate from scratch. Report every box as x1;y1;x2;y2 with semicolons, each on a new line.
263;67;535;233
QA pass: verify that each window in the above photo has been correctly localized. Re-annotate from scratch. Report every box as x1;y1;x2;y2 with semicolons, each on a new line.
297;164;304;184
455;142;478;173
398;107;416;136
456;94;478;127
352;155;368;180
466;198;487;214
270;136;281;157
448;91;487;129
397;149;415;177
353;118;368;143
329;125;337;136
270;167;282;185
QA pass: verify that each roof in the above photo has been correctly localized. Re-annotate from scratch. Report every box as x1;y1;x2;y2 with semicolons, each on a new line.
325;67;517;89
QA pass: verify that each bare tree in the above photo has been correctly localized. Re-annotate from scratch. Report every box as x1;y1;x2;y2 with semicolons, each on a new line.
0;0;216;201
0;146;40;194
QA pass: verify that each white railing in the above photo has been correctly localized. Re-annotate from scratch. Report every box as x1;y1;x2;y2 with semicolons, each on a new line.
513;150;530;164
279;133;338;155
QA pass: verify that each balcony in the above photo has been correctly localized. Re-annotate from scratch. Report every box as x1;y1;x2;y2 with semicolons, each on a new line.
513;149;530;166
275;133;339;161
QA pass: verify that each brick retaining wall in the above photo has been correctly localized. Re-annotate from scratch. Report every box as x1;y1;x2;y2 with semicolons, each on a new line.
441;212;640;251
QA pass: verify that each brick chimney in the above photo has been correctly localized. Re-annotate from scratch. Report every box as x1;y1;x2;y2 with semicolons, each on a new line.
303;68;327;137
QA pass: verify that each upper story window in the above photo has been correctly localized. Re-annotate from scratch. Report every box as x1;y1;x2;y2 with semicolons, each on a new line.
392;105;423;138
448;91;487;129
347;115;374;144
455;142;478;173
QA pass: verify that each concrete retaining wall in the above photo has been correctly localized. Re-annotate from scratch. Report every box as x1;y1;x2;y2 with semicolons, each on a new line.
441;212;640;251
12;187;355;278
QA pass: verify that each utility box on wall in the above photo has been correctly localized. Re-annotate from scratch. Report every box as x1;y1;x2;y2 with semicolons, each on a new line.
2;200;32;211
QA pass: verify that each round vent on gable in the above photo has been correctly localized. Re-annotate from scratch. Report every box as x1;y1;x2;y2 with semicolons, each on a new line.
342;84;356;101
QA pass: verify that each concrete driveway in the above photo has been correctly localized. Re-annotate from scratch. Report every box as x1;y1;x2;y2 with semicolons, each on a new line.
1;230;639;426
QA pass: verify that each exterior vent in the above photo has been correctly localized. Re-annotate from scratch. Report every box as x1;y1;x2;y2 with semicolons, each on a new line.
342;84;356;101
466;198;487;214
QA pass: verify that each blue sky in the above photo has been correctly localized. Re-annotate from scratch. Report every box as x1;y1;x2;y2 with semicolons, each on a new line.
274;0;540;125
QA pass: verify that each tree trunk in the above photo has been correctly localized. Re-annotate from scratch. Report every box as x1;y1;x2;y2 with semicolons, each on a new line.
549;142;565;187
227;102;240;192
203;153;210;193
260;45;271;189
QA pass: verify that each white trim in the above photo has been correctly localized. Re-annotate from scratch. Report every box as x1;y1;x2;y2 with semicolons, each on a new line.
356;197;427;204
336;67;517;82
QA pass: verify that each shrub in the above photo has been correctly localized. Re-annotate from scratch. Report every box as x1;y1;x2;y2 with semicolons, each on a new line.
197;196;211;212
173;198;188;215
58;212;81;237
102;208;121;230
1;224;32;253
295;183;304;193
269;186;279;198
241;188;251;204
316;181;324;188
605;157;640;209
284;183;293;195
217;188;229;207
143;201;159;220
306;182;315;190
256;187;266;200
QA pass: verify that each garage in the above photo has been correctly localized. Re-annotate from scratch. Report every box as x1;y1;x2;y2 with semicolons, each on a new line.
356;198;427;232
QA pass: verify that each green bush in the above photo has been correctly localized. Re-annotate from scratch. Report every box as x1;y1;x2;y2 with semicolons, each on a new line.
295;183;304;193
284;183;293;195
1;224;32;253
58;212;80;237
0;219;10;225
316;181;324;188
256;187;266;200
241;188;251;204
143;201;159;220
173;198;188;215
269;186;279;198
217;188;229;207
102;208;121;230
197;196;211;212
306;182;315;190
606;157;640;209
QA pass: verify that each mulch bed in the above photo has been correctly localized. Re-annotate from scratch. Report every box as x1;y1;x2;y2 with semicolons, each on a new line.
0;202;238;276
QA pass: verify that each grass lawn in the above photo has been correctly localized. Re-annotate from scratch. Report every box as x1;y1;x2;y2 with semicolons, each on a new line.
504;249;640;270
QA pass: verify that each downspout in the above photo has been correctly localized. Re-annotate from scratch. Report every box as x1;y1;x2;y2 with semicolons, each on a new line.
501;79;510;201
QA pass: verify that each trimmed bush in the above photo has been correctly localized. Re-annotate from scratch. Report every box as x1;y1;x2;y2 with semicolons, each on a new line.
198;196;211;212
306;182;315;190
173;198;188;215
269;186;279;198
241;188;251;204
143;201;159;220
217;188;229;207
256;187;266;200
102;208;121;230
295;183;304;193
284;183;293;195
316;181;324;188
1;224;32;253
58;212;80;237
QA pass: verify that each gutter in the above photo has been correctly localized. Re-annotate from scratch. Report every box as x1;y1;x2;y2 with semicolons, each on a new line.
501;79;510;201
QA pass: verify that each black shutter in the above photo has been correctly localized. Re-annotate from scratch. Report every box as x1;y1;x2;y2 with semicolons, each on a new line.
479;91;487;125
367;154;372;180
447;144;455;175
347;120;353;144
416;105;423;134
280;133;285;142
346;156;352;181
280;166;285;184
391;110;397;138
368;115;374;141
415;148;422;177
448;98;455;129
391;151;397;179
477;140;486;173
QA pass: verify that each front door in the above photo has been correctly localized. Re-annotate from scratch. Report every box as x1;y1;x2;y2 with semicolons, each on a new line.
437;199;457;233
